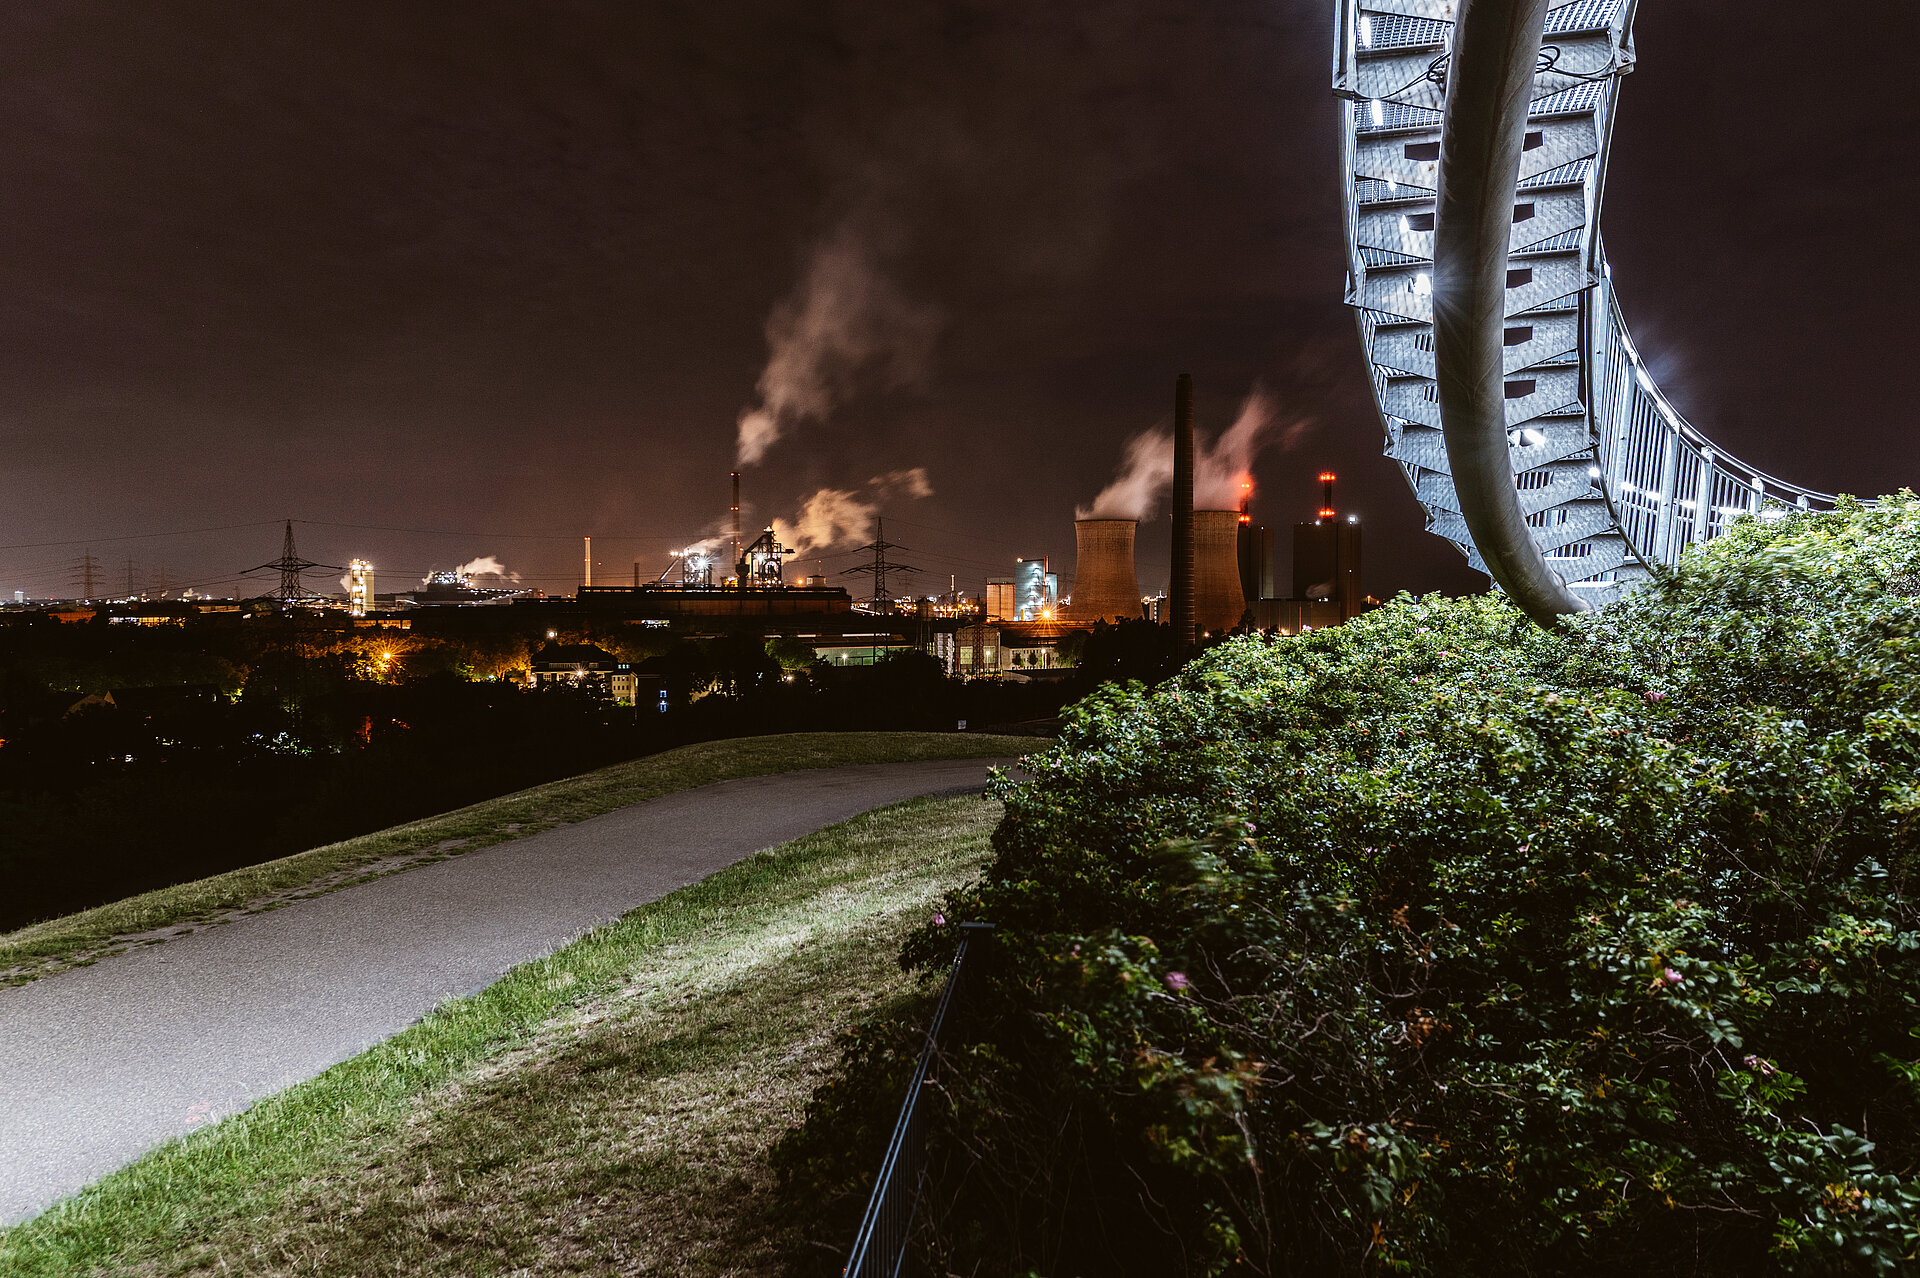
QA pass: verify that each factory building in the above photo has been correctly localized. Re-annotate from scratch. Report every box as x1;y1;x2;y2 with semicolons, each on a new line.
953;619;1074;677
347;560;375;618
1013;558;1058;621
1293;518;1364;617
984;577;1015;622
577;583;852;618
1248;471;1373;632
1292;470;1365;620
983;561;1058;622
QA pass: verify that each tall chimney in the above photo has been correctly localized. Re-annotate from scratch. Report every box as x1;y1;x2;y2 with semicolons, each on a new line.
1171;373;1196;646
583;536;592;587
1319;470;1337;519
730;470;743;586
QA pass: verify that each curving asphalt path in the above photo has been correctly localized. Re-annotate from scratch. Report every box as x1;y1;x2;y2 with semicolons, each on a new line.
0;756;1015;1225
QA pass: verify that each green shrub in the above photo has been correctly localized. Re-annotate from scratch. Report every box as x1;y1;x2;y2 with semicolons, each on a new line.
782;495;1920;1276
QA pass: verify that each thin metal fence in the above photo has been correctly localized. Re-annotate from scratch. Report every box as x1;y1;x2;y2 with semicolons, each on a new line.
842;921;993;1278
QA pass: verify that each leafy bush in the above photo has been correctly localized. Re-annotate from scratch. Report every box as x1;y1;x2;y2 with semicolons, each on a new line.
782;496;1920;1276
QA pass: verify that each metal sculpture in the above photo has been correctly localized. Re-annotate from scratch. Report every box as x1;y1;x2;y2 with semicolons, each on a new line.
1333;0;1836;622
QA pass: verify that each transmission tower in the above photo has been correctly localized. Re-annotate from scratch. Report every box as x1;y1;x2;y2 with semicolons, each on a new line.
246;520;338;605
72;551;100;600
124;557;138;599
840;518;919;612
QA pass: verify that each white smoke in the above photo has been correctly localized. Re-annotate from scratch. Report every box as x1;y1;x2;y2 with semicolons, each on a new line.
735;221;943;466
1077;388;1310;520
1195;390;1310;508
456;556;520;586
876;466;934;499
774;468;934;554
1076;425;1174;521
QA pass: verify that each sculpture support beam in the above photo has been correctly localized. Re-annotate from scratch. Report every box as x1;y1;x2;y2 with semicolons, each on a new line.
1432;0;1586;625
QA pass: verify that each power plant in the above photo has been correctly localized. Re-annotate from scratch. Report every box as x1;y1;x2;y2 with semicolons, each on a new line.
1293;471;1363;617
1191;509;1246;636
1066;520;1140;622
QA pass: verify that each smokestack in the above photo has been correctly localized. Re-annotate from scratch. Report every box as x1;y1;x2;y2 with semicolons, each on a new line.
1319;470;1337;519
1171;373;1195;646
1192;510;1246;636
730;470;742;586
1067;519;1142;622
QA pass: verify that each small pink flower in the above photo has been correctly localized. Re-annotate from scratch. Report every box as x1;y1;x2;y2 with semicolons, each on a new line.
1164;971;1191;991
1743;1054;1778;1077
1663;967;1683;985
1644;691;1667;703
932;913;946;926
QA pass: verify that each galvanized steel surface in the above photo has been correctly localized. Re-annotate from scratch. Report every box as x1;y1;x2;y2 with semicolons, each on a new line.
1332;0;1837;607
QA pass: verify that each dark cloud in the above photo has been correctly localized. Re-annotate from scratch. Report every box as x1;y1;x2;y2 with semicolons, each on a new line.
0;1;1908;603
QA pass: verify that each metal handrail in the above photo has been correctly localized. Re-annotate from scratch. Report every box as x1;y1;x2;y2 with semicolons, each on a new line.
843;921;993;1278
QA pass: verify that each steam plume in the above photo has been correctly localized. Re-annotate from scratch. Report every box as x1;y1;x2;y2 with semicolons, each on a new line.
774;467;933;554
456;556;520;585
1077;388;1308;519
1076;425;1173;521
736;222;942;465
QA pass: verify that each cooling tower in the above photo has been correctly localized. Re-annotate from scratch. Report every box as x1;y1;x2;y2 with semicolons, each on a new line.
1068;520;1141;623
1192;510;1246;636
1171;374;1196;646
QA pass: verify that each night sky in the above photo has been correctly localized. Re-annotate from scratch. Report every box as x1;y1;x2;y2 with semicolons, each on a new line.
1;2;1914;604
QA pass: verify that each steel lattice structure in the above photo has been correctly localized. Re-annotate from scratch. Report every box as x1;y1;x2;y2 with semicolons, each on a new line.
1333;0;1837;610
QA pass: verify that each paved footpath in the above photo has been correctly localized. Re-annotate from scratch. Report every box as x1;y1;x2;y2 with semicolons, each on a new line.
0;756;1014;1225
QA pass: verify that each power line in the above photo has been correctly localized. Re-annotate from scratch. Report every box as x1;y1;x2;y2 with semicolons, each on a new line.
0;520;282;553
72;551;100;601
294;518;676;542
245;521;340;604
840;518;919;611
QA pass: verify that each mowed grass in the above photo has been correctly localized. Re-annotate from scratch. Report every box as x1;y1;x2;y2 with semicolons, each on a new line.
0;730;1034;984
0;792;1000;1277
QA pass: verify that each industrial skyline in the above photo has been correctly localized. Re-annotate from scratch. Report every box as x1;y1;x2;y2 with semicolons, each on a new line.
0;2;1911;607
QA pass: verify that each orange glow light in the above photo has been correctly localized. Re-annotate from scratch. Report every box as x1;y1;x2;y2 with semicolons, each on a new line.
1318;508;1336;518
1318;471;1336;483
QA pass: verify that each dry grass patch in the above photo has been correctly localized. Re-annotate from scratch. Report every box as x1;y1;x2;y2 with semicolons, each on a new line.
0;793;998;1277
0;730;1033;985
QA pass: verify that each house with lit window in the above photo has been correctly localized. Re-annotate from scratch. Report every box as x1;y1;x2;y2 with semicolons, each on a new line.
527;642;641;705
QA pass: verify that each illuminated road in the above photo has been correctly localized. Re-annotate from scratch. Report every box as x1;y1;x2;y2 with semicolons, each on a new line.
0;756;1016;1224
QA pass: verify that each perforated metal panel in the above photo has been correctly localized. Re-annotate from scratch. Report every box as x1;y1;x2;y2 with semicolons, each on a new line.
1334;2;1837;604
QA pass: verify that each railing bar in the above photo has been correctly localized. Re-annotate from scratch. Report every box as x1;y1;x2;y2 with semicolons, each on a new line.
845;926;990;1278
